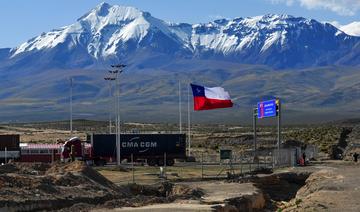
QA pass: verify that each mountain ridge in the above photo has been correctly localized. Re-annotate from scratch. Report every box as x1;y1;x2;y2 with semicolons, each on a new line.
1;2;360;70
0;3;360;123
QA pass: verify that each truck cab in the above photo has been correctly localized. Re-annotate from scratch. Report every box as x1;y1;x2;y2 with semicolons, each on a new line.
61;137;85;162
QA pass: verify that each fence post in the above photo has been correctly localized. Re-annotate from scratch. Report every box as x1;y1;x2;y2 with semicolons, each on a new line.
131;154;135;184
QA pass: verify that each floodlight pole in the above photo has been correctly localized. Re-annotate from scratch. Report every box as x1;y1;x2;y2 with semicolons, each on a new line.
104;77;115;134
116;72;120;165
108;82;112;134
111;64;126;166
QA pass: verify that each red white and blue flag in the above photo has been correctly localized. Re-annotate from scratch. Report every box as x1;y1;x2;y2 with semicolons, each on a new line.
191;84;233;111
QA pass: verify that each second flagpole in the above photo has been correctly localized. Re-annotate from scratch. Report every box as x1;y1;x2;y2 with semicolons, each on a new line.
187;83;191;156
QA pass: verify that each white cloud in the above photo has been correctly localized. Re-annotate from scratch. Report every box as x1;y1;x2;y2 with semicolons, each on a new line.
324;21;360;36
270;0;360;16
209;15;226;20
339;22;360;36
271;0;295;6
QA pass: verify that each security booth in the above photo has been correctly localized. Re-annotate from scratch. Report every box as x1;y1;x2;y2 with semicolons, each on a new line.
220;149;232;160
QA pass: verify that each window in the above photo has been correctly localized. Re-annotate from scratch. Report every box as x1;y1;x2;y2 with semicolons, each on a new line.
39;149;49;154
30;149;39;154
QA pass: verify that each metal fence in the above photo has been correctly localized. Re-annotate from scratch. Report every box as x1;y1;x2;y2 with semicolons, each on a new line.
96;152;274;185
0;145;318;184
96;146;319;185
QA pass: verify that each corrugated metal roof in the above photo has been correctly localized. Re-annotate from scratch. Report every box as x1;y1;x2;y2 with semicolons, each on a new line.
20;143;91;149
20;143;62;149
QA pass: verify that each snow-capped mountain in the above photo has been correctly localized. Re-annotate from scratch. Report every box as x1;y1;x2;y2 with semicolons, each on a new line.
2;2;360;70
173;14;359;68
13;3;188;58
1;3;360;122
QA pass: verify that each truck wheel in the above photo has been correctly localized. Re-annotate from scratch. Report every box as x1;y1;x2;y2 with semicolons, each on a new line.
157;159;165;166
147;159;157;166
166;159;175;166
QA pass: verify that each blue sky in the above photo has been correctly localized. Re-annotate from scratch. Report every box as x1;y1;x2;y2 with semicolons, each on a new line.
0;0;359;48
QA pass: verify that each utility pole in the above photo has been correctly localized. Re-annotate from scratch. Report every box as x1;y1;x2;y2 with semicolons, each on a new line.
111;64;126;166
69;77;73;137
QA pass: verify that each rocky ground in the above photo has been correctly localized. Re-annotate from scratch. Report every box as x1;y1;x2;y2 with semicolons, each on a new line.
0;161;203;211
344;125;360;161
0;160;359;211
99;161;360;212
280;161;360;212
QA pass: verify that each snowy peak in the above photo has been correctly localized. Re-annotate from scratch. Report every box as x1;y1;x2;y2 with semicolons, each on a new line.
185;14;348;55
93;2;112;17
11;3;182;59
6;3;360;69
78;3;147;25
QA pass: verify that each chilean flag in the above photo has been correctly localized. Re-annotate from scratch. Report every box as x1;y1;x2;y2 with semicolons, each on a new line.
191;84;233;111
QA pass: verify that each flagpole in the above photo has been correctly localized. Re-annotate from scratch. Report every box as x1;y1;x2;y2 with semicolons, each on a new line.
187;83;191;156
179;81;182;133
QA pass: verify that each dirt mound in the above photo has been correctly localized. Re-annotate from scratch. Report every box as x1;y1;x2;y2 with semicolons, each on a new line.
276;162;360;212
0;162;51;175
52;172;89;187
295;169;345;198
0;161;123;211
46;160;86;174
46;161;118;190
81;165;119;190
0;161;204;211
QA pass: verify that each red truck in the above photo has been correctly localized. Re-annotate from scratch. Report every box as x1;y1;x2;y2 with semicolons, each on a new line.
60;137;91;162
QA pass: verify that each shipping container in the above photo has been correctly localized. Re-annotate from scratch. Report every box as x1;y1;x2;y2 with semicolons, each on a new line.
0;135;20;163
0;135;20;150
89;133;186;166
